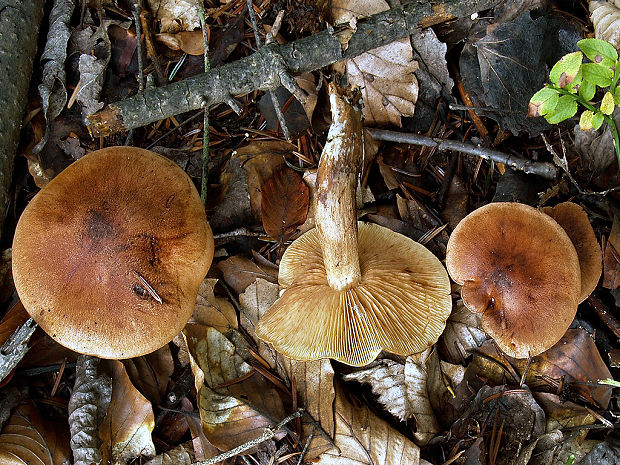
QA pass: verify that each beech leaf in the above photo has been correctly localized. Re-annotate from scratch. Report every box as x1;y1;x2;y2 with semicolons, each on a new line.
316;382;420;464
184;325;285;451
438;300;487;364
0;403;70;465
261;165;310;243
99;360;156;465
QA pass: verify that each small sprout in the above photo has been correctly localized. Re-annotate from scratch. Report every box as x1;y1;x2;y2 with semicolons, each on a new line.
529;38;620;168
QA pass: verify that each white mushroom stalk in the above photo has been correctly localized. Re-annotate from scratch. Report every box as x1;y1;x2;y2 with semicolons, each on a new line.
315;83;363;290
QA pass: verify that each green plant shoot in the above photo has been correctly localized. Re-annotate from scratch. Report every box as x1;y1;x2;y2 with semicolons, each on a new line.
529;38;620;168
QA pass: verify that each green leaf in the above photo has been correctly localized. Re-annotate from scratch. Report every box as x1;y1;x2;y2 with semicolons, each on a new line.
581;62;613;88
579;80;596;101
528;87;559;117
592;111;605;130
601;91;615;115
565;69;583;92
578;38;618;67
549;51;583;88
579;110;594;130
545;95;578;124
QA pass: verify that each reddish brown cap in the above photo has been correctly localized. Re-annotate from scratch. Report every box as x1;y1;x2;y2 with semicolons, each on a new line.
256;222;452;367
446;202;581;358
542;202;602;303
12;147;214;359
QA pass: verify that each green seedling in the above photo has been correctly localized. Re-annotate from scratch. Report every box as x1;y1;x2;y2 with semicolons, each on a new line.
529;38;620;168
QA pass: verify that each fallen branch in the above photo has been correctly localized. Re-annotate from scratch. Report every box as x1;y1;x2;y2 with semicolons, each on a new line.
368;128;558;179
88;0;498;136
0;318;38;383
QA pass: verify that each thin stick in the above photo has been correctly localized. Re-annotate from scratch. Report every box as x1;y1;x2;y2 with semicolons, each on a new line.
197;0;211;204
191;409;304;465
245;0;291;140
369;128;557;179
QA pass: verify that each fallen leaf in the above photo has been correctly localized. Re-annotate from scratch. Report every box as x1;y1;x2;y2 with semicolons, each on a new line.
332;0;419;127
237;141;293;222
192;278;238;331
147;0;201;32
405;350;442;444
99;360;156;465
184;325;285;451
591;1;620;50
342;359;411;421
261;165;310;243
144;445;192;465
156;31;204;55
450;385;545;465
0;403;70;465
316;382;420;464
0;302;30;346
217;255;278;294
123;345;175;405
534;392;595;432
438;299;487;364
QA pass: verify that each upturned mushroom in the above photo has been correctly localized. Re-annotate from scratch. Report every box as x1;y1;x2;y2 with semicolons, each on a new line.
255;84;452;367
12;146;214;359
445;202;581;358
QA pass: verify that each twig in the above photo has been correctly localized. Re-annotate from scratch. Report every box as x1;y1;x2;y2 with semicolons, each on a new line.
88;0;499;135
296;425;316;465
246;0;291;140
191;409;304;465
368;128;557;179
587;295;620;340
197;0;211;203
133;0;144;93
0;318;37;383
542;133;620;195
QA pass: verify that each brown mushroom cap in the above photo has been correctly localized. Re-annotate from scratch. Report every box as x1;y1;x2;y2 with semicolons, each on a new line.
445;202;581;358
542;202;602;303
12;147;214;359
256;222;452;367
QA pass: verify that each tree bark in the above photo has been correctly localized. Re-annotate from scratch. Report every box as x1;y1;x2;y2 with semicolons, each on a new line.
0;0;45;228
88;0;499;136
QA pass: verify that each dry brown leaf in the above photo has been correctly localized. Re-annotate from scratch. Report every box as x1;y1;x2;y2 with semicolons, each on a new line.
591;1;620;50
184;325;285;451
193;278;238;331
603;214;620;289
261;165;310;243
239;279;336;460
438;300;487;365
217;255;278;294
332;0;417;127
0;403;70;465
316;382;420;464
235;141;295;222
510;329;612;408
155;31;204;55
144;445;192;465
99;360;156;465
123;345;174;406
185;414;221;463
534;392;595;432
147;0;200;32
405;350;441;444
475;329;612;409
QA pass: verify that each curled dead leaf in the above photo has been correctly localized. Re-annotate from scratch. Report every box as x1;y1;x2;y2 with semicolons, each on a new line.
155;31;204;55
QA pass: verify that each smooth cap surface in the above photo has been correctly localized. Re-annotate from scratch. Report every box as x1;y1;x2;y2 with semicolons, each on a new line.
542;202;602;303
256;222;452;366
446;202;581;358
12;147;214;358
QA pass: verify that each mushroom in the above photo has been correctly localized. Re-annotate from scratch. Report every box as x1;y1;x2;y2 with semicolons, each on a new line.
445;202;581;358
12;146;214;359
255;84;452;367
542;202;602;303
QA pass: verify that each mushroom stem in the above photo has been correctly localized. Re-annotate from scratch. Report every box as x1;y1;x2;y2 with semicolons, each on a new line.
315;84;363;291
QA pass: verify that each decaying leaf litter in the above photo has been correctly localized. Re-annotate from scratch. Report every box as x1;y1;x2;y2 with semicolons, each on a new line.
0;0;620;464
